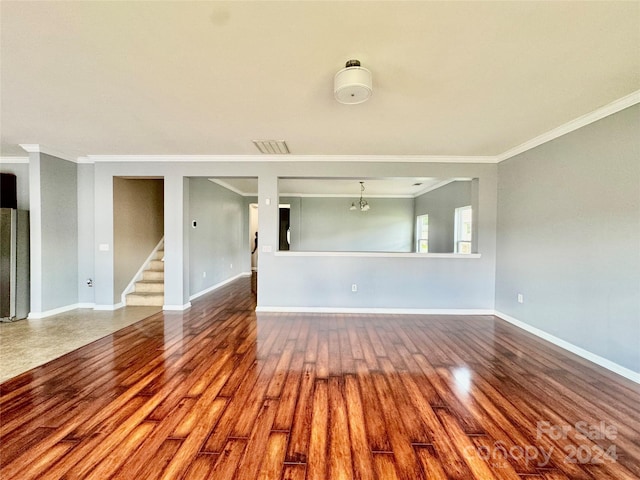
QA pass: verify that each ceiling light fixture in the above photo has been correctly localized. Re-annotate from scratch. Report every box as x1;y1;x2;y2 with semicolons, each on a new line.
350;181;370;211
334;60;372;105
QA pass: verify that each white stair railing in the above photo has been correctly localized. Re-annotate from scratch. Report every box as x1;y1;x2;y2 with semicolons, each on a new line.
120;237;164;305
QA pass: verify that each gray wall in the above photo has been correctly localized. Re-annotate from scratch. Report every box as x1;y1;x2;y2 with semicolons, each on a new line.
77;164;95;304
262;170;491;311
113;178;164;303
290;196;415;252
38;153;78;311
92;161;497;311
0;161;29;210
414;181;472;253
189;178;250;297
496;104;640;373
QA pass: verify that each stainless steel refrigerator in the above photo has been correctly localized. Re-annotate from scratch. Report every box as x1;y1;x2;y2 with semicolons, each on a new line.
0;208;29;322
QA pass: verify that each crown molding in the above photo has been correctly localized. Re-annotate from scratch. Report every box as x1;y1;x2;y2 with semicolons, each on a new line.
413;178;459;197
19;144;79;163
208;180;416;198
0;156;29;164
496;89;640;163
208;178;251;196
18;144;40;154
282;193;416;198
14;90;639;165
88;154;497;164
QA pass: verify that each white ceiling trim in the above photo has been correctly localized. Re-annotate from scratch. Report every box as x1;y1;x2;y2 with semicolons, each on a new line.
18;144;40;153
280;193;415;199
208;181;419;198
413;179;459;197
87;154;496;164
18;90;640;165
496;89;640;163
208;178;250;196
19;144;78;163
0;156;29;164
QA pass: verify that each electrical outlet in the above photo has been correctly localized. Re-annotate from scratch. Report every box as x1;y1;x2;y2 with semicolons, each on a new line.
230;263;233;269
517;293;524;304
352;284;358;292
203;271;206;278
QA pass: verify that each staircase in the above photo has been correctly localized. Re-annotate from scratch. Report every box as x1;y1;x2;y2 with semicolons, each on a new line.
125;248;164;306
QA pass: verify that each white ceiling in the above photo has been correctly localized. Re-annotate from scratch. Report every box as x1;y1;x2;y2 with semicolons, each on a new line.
1;1;639;159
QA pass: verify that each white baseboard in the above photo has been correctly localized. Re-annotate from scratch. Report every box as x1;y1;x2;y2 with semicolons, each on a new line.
28;303;85;319
94;302;125;311
189;272;252;301
163;302;192;311
494;310;640;385
253;306;639;384
255;306;495;315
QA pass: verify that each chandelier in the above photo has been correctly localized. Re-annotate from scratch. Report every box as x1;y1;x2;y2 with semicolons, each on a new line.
350;181;370;211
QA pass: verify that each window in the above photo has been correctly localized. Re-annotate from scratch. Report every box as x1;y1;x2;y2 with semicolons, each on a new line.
454;206;472;254
416;214;429;253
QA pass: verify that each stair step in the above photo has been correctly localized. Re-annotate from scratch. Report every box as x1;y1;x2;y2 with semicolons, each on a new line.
135;280;164;293
142;270;164;281
155;250;164;260
149;260;164;271
126;292;164;306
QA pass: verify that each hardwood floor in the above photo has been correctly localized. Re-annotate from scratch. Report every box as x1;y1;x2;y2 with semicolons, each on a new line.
1;276;639;479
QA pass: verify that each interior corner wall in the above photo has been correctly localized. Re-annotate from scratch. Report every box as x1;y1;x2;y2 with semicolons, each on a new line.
77;164;95;304
113;178;164;303
260;163;497;310
32;153;79;313
495;104;640;373
188;178;249;297
414;181;473;253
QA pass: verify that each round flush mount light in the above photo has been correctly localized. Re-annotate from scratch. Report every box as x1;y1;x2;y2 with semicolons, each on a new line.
334;59;372;104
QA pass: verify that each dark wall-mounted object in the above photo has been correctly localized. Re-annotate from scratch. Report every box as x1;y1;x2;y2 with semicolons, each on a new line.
1;173;18;209
279;207;290;251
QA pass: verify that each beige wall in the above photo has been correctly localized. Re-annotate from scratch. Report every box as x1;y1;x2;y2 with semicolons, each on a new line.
113;178;164;302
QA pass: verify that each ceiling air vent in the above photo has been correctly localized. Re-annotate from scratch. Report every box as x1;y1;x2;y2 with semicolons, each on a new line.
252;140;290;154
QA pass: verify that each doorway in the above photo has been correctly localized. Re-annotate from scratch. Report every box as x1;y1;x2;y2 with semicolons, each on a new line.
279;205;290;251
113;177;164;305
249;203;259;271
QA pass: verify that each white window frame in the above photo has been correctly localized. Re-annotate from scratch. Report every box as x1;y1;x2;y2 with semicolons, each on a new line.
416;214;429;253
454;205;472;254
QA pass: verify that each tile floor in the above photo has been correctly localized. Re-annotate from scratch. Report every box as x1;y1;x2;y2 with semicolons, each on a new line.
0;306;161;383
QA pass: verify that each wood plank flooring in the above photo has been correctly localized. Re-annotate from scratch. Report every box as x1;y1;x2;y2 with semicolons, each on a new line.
1;275;639;479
